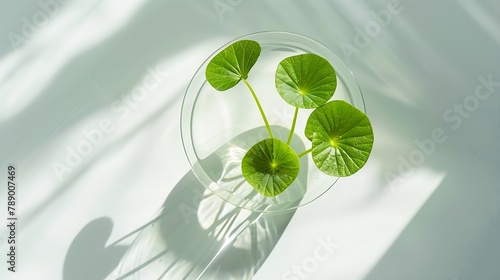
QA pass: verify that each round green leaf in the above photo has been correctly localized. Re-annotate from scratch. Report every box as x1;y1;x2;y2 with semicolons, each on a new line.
275;53;337;109
305;100;374;177
205;40;261;91
241;138;300;197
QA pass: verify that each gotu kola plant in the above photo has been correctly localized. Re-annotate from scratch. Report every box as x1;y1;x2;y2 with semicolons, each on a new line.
205;40;374;197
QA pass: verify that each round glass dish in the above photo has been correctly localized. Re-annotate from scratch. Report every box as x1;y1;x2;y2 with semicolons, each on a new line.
181;31;365;213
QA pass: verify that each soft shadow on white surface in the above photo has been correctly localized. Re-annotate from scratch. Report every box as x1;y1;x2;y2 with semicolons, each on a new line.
0;1;248;279
105;127;307;280
361;1;500;279
0;0;243;228
2;0;500;279
110;171;287;280
63;217;127;280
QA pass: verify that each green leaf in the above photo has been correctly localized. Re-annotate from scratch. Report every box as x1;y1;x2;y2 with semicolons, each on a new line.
205;40;261;91
241;138;300;197
305;100;374;177
275;53;337;109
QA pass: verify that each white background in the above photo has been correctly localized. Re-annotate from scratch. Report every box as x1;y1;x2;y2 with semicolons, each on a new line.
1;0;499;279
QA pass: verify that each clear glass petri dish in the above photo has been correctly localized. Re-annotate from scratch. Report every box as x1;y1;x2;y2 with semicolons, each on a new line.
181;31;365;213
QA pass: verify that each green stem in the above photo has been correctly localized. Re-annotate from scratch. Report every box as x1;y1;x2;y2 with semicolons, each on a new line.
297;148;312;158
243;79;274;138
286;107;299;145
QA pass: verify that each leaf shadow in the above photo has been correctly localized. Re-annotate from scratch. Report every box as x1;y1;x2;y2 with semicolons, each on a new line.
63;217;128;280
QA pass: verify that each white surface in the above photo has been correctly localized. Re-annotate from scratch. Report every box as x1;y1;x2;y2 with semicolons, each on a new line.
1;1;499;279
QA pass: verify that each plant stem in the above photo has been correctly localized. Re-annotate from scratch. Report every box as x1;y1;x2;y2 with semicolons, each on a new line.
286;107;299;145
297;148;312;158
243;79;274;138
